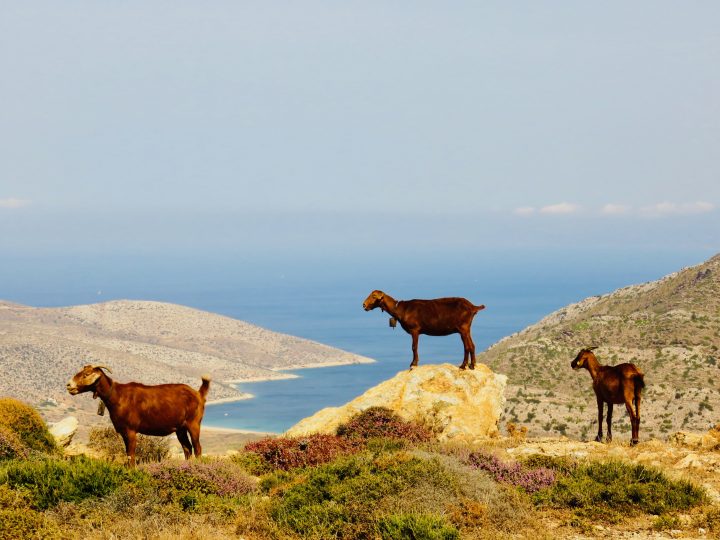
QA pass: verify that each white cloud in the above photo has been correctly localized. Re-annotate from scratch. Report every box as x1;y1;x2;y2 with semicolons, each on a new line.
539;202;579;215
0;198;30;209
601;203;631;215
640;201;716;217
513;206;536;216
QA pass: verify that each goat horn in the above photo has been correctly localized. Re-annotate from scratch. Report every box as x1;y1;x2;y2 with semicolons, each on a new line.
92;364;113;374
587;346;598;351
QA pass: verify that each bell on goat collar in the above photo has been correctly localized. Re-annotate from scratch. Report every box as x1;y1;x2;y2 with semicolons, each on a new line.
97;401;106;416
389;317;397;329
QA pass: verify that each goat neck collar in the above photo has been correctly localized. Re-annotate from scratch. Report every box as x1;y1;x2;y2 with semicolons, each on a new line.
92;372;113;401
381;296;401;316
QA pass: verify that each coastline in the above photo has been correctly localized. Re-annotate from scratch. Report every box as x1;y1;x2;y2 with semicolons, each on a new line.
202;425;275;436
206;394;255;405
271;357;376;371
206;357;377;406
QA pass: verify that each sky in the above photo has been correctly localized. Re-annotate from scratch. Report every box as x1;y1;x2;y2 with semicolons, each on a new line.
1;2;719;274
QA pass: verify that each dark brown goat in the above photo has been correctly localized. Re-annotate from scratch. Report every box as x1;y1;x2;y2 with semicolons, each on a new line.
363;290;485;370
571;348;645;445
67;364;210;465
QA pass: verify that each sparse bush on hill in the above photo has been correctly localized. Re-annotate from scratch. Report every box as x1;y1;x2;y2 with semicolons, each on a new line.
88;426;170;464
378;513;459;540
262;451;460;539
465;451;556;493
244;433;360;471
0;398;56;455
0;507;61;540
532;459;706;522
144;459;256;498
0;426;28;461
336;406;433;443
0;455;147;510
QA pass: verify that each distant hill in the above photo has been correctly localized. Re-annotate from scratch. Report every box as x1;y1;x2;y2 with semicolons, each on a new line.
0;300;373;422
479;253;720;441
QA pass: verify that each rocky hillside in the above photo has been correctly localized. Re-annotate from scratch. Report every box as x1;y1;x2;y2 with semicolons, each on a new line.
479;253;720;441
0;300;373;422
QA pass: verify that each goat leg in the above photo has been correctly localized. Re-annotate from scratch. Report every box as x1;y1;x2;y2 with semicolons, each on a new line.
595;396;604;443
409;332;420;369
459;333;470;370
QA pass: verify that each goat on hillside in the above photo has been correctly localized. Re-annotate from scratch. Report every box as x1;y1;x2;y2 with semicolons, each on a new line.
363;290;485;370
67;364;210;465
571;347;644;445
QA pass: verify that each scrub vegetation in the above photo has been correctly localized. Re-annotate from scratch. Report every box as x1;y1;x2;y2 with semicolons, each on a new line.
0;403;715;539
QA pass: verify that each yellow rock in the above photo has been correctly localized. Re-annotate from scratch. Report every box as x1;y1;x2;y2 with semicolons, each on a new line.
285;363;506;441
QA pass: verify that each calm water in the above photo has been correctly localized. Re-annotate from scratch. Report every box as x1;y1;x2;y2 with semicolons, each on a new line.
2;250;707;433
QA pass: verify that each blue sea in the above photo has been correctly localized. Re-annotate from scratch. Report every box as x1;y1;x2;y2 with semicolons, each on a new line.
1;249;710;433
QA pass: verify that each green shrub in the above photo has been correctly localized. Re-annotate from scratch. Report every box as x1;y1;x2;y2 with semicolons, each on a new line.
378;513;460;540
652;513;682;531
88;426;171;464
0;455;148;509
521;454;577;476
533;460;706;522
0;398;56;454
269;451;459;538
337;407;433;443
0;484;33;509
0;426;28;461
0;508;61;540
230;450;269;475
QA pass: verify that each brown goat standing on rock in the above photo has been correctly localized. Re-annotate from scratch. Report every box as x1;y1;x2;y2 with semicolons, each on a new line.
67;364;210;465
363;290;485;370
571;347;644;445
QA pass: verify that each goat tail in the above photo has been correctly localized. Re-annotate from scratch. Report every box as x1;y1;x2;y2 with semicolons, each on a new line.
474;304;486;312
634;372;645;392
199;375;211;400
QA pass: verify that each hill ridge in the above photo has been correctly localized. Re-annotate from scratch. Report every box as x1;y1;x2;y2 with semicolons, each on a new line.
479;253;720;441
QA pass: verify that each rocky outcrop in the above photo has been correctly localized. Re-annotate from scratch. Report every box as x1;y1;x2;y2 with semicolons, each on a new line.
669;425;720;451
286;363;507;441
49;416;78;447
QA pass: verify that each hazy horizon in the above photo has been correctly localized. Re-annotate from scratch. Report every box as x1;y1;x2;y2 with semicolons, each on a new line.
2;2;718;291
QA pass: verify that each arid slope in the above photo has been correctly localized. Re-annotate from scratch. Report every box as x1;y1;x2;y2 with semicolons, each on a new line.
0;300;373;422
478;253;720;441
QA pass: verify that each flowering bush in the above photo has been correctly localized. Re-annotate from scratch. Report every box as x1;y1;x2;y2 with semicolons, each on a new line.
336;407;433;443
466;451;555;493
244;434;359;471
144;460;256;497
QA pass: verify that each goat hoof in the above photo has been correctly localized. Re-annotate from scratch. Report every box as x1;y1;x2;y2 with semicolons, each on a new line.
594;436;603;443
458;365;467;370
469;365;475;370
631;439;639;446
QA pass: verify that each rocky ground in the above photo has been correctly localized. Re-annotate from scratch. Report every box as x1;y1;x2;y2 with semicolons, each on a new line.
478;253;720;441
0;299;373;422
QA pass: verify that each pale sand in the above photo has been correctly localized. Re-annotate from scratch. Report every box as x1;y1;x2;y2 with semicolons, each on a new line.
225;373;299;383
271;358;376;371
202;425;274;436
206;394;255;405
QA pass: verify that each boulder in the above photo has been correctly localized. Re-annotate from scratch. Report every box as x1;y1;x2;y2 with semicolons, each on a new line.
49;416;78;447
670;429;720;451
286;363;506;441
